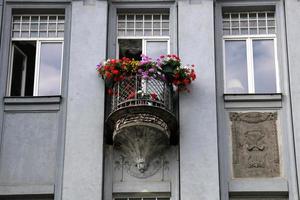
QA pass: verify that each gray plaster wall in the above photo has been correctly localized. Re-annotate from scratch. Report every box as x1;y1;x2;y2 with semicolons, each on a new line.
0;112;58;186
61;1;107;200
178;0;220;199
285;0;300;196
0;0;3;46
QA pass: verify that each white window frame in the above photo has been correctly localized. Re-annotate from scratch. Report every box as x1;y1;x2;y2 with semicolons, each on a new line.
223;34;280;93
116;36;170;59
8;44;28;96
7;14;64;97
7;38;64;96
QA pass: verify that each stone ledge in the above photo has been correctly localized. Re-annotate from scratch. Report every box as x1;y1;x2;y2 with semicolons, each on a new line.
229;178;288;196
3;96;61;111
0;184;54;195
224;93;282;108
113;181;170;193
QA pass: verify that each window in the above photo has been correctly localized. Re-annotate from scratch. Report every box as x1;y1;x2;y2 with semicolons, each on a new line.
223;10;279;93
8;14;64;96
117;12;170;59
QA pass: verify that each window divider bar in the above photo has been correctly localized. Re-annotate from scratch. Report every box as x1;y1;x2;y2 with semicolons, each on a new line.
33;41;41;96
247;38;255;93
256;12;259;34
19;16;22;37
46;16;49;37
274;38;280;93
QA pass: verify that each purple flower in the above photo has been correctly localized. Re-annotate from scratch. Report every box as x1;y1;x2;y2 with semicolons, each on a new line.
142;71;149;79
149;68;155;73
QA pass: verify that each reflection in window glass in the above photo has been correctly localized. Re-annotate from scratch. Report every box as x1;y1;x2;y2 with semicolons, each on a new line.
253;40;277;93
146;41;168;59
119;39;142;60
225;40;248;93
38;42;63;95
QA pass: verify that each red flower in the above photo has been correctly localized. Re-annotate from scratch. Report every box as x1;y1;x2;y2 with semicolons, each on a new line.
127;91;136;99
104;65;109;70
105;72;111;79
191;72;196;80
112;69;119;75
150;93;158;100
107;88;113;95
183;78;191;85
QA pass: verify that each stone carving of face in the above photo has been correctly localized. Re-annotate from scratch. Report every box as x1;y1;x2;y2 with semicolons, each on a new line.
135;157;148;173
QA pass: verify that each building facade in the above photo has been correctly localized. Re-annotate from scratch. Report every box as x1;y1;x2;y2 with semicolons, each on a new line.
0;0;300;199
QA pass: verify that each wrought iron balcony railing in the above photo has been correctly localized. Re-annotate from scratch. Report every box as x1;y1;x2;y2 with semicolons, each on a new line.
110;75;173;113
106;75;178;143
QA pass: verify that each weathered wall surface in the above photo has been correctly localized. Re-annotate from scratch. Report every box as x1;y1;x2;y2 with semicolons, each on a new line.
285;0;300;197
0;112;58;186
61;1;107;200
178;0;220;199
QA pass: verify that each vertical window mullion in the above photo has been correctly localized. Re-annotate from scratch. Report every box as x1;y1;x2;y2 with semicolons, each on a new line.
143;39;146;55
19;16;22;37
134;14;136;36
21;52;27;96
222;39;227;93
247;38;255;93
160;14;162;36
59;41;64;94
274;38;280;93
33;41;41;96
151;14;154;36
29;16;32;37
46;16;49;37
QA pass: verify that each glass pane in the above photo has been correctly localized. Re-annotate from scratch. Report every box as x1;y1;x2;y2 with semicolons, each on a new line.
225;40;248;93
118;39;142;60
38;42;63;95
253;40;277;93
146;41;168;59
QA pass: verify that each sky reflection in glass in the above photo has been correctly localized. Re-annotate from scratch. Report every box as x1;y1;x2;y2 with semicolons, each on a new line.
146;41;168;59
225;40;248;93
38;42;62;95
253;40;276;93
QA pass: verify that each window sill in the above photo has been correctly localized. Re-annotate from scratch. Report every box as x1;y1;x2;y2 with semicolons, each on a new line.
4;96;61;111
229;178;288;197
0;184;54;195
224;93;282;108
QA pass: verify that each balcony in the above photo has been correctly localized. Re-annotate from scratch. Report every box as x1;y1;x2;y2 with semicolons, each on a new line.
105;75;177;176
98;54;195;177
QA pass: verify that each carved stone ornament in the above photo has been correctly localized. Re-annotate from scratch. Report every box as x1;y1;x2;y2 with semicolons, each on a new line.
230;112;280;178
113;114;170;178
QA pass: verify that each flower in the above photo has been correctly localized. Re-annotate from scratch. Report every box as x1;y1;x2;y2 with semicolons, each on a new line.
97;54;196;94
150;93;158;100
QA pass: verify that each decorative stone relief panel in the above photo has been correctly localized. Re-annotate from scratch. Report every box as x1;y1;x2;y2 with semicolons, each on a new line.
230;112;280;178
